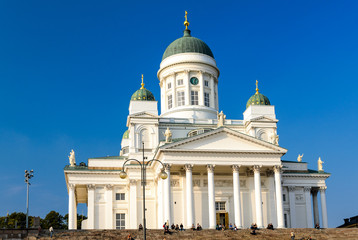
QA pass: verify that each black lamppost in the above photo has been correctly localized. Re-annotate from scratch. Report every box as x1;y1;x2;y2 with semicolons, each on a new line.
24;169;34;229
119;142;167;240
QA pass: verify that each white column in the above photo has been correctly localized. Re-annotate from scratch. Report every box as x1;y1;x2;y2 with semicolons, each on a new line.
129;180;138;229
199;71;204;106
184;70;190;105
207;164;216;229
253;165;263;228
105;184;113;229
288;186;296;228
312;189;319;226
157;178;163;228
273;166;284;228
68;184;76;230
320;186;328;228
164;164;172;225
185;164;194;228
172;73;177;107
87;184;95;229
232;165;242;228
210;75;215;109
304;187;313;228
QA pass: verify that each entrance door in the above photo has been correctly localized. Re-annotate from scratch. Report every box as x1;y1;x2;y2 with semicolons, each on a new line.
216;212;229;229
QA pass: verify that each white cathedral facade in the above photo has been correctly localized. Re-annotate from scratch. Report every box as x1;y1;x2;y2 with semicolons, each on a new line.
64;15;330;230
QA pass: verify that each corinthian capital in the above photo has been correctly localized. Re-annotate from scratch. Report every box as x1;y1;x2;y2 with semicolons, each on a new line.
252;165;261;173
319;186;327;192
304;186;311;192
163;163;171;171
184;164;193;171
232;165;240;172
273;165;283;173
207;164;215;173
87;184;95;190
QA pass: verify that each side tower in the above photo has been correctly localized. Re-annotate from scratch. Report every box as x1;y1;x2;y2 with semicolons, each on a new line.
244;81;279;144
157;12;220;119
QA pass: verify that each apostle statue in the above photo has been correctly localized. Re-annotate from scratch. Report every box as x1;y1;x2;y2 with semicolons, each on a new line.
217;111;226;127
270;131;279;145
69;149;76;166
164;127;172;143
297;154;304;162
318;157;324;172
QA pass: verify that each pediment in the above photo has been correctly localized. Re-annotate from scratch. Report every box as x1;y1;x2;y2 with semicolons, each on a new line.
249;116;278;122
161;127;286;153
129;111;159;118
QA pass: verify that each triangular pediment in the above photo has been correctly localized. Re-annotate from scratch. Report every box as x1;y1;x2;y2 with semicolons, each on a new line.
129;111;159;118
249;116;278;122
161;127;286;153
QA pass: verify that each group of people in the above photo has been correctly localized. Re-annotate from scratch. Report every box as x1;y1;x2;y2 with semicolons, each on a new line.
162;222;185;234
190;223;202;230
215;223;226;230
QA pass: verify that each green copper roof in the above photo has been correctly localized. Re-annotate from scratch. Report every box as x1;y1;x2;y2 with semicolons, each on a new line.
122;130;129;139
131;87;155;101
246;92;271;108
162;29;214;61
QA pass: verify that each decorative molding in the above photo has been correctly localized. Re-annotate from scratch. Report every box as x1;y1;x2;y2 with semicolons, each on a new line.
129;180;137;185
215;180;232;187
240;180;246;188
184;164;193;171
207;164;215;173
193;179;200;187
295;194;304;201
170;179;180;187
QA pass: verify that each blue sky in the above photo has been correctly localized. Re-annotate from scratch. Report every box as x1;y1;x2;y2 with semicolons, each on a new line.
0;0;357;228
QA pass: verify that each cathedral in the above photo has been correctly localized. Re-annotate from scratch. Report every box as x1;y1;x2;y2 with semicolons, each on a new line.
64;13;330;230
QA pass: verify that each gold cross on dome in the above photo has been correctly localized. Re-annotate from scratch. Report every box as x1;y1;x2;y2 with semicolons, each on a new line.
141;74;144;89
255;80;259;94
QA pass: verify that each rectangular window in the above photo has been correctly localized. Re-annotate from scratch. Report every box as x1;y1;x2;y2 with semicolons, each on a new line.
191;91;198;105
204;80;209;87
177;79;183;86
116;193;125;200
283;194;286;202
167;82;171;89
177;91;185;106
204;92;210;107
116;213;125;229
284;213;288;228
168;94;173;109
215;201;226;211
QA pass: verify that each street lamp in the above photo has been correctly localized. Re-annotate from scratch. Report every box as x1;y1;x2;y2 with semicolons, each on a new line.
119;142;167;240
24;169;34;229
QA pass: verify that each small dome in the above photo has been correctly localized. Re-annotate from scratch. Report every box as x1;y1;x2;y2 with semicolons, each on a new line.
122;130;129;139
246;80;271;108
131;88;155;101
162;29;214;61
131;76;155;101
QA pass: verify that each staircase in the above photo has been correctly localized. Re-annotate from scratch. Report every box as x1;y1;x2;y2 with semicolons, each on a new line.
28;228;358;240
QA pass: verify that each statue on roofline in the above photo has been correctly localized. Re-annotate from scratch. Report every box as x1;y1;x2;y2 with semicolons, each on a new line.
217;111;226;127
164;127;172;143
318;157;324;172
297;154;304;162
69;149;76;166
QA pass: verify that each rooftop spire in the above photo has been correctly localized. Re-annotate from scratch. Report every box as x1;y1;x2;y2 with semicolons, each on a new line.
140;74;145;89
255;80;259;94
184;11;189;30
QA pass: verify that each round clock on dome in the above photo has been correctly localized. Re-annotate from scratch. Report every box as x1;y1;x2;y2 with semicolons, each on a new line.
190;77;199;85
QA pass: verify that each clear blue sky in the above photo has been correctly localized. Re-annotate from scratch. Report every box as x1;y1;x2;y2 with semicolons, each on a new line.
1;0;357;228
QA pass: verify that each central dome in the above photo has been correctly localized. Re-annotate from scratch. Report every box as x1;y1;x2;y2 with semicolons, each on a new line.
162;29;214;61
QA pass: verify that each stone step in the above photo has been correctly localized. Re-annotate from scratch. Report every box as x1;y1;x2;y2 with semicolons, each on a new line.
28;228;358;240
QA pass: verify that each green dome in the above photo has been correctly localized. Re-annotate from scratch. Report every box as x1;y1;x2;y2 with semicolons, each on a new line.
131;87;155;101
122;130;129;139
162;29;214;61
246;92;271;109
